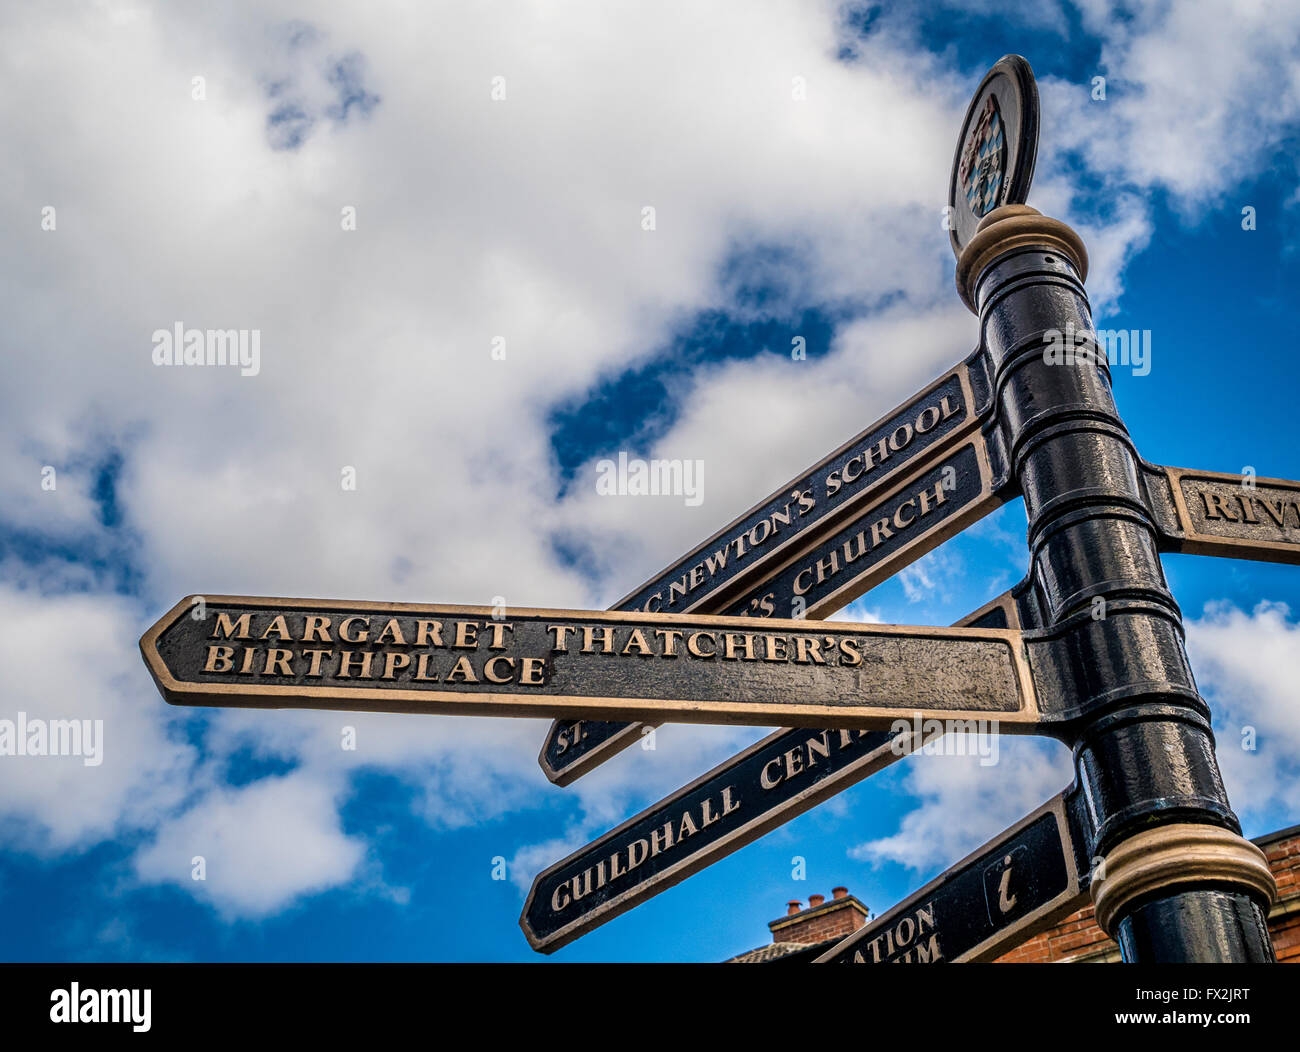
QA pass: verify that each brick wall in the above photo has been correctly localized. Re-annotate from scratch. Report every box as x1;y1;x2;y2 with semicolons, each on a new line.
1262;827;1300;963
996;901;1119;963
997;823;1300;963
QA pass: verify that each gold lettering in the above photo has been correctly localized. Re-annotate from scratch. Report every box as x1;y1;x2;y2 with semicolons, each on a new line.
259;615;292;641
860;437;890;471
1202;491;1239;522
204;645;234;672
760;757;784;789
212;612;252;640
805;730;831;765
519;657;547;686
916;933;942;962
842;531;868;564
620;628;653;656
381;652;411;679
838;637;863;666
794;636;825;664
262;648;293;676
667;576;689;607
483;655;515;683
549;624;577;652
723;633;756;660
304;649;333;677
445;655;478;683
763;635;790;662
1258;497;1288;527
453;621;479;648
375;618;407;645
893;497;917;530
337;650;374;678
416;620;444;647
303;615;332;643
653;628;683;656
339;616;369;643
815;550;840;584
571;871;593;901
917;480;948;516
649;821;675;856
686;631;717;658
581;625;616;654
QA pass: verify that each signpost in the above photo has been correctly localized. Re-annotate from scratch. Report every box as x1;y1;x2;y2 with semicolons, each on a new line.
138;53;1290;964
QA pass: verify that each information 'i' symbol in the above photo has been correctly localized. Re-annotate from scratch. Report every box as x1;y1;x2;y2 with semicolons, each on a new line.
997;854;1017;914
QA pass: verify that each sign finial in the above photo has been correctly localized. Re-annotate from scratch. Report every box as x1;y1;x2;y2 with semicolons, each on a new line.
947;54;1039;260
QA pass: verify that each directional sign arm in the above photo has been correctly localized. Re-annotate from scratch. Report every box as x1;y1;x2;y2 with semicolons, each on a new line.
141;596;1043;732
520;585;1034;953
815;787;1090;964
1144;461;1300;565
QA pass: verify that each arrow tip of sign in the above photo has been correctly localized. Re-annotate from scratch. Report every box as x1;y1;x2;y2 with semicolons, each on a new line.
138;595;203;705
516;909;553;955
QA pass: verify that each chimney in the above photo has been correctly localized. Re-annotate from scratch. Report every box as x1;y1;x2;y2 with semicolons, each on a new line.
767;888;869;946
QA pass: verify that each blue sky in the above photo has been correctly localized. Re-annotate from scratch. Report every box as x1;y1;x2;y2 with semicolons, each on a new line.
2;1;1299;963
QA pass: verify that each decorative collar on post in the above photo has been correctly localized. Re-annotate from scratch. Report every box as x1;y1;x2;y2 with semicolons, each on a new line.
955;205;1089;313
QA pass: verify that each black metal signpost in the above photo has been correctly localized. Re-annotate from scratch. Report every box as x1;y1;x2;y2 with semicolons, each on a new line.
140;54;1295;964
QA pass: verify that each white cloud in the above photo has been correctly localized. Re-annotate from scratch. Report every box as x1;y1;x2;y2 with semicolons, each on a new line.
133;769;366;918
1186;600;1300;834
0;586;195;853
849;738;1073;872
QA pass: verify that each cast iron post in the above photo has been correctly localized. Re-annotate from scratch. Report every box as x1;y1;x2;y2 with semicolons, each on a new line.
958;204;1277;962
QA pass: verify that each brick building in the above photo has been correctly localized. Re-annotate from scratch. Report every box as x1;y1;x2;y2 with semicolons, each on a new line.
729;822;1300;963
727;886;868;963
